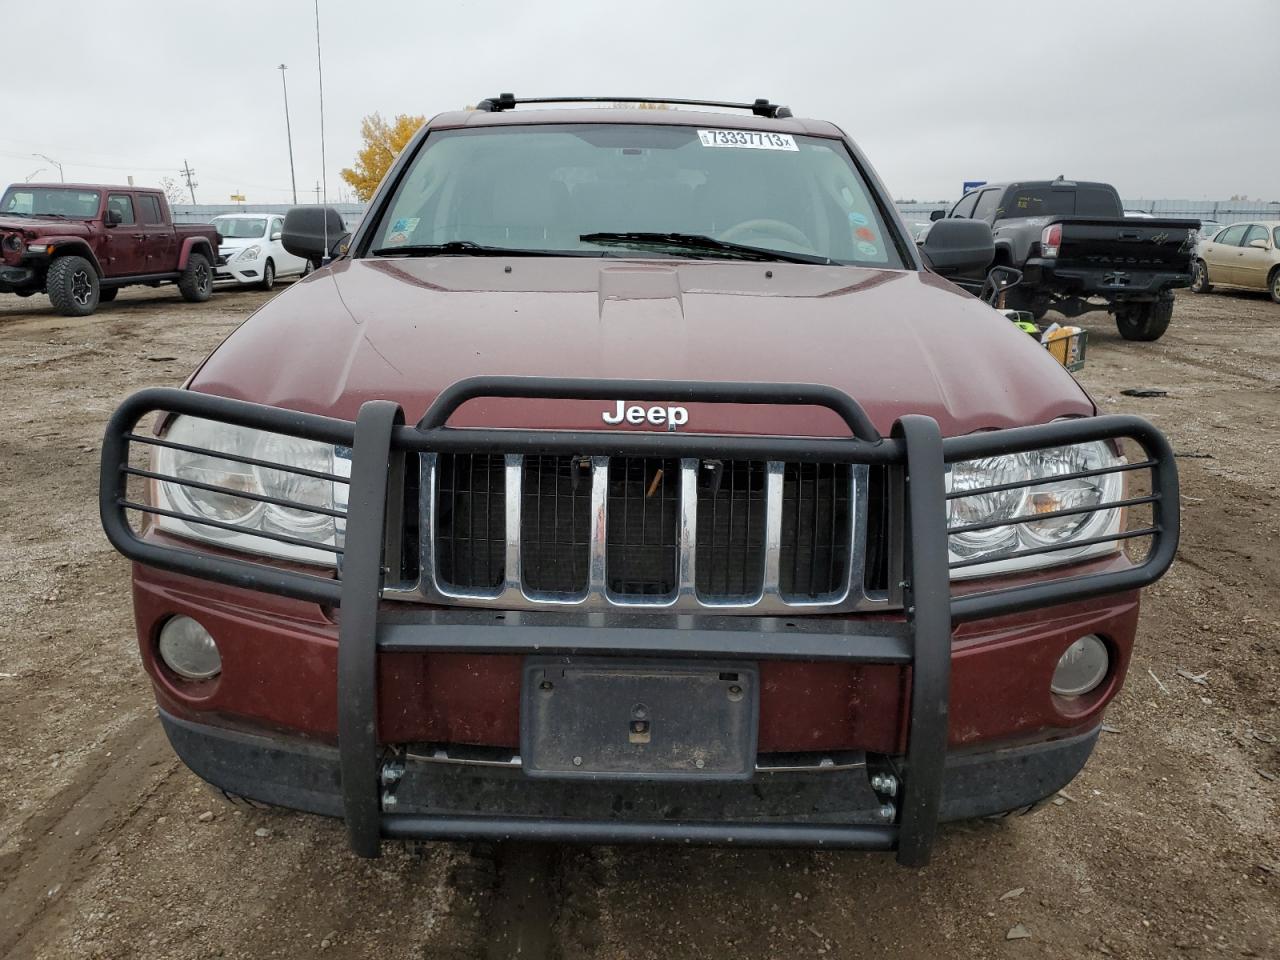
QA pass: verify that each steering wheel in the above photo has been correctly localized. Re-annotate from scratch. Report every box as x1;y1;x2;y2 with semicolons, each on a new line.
719;218;814;251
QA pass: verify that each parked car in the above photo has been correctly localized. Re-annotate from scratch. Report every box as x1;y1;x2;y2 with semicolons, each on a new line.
99;96;1179;868
1191;220;1280;302
934;178;1198;340
1195;219;1224;239
212;212;313;290
0;183;217;316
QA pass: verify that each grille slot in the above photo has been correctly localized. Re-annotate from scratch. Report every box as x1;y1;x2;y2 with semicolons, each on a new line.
863;466;891;594
695;459;767;599
606;457;681;598
780;463;853;600
520;455;592;594
434;453;506;590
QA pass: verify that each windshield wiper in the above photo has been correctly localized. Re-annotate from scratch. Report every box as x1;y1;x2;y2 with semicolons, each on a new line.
371;240;581;258
580;231;833;265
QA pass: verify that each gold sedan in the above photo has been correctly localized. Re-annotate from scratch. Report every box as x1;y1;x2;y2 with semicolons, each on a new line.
1191;220;1280;302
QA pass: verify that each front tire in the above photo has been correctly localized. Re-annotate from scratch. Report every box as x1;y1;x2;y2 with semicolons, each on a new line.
46;256;100;317
1269;267;1280;304
1116;297;1173;342
1190;259;1212;294
178;252;213;302
258;258;275;291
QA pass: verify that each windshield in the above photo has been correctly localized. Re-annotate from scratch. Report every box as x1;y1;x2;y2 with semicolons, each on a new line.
1;187;100;218
213;217;267;239
369;124;904;267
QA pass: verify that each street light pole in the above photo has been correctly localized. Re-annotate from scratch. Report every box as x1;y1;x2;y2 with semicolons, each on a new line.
33;153;63;182
24;168;45;183
278;63;298;205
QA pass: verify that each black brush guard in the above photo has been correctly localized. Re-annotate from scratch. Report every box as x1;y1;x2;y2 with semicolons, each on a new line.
99;377;1179;866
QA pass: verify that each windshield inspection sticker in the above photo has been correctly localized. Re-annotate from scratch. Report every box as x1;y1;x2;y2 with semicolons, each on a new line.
391;217;420;233
848;211;870;226
697;129;798;151
856;240;880;257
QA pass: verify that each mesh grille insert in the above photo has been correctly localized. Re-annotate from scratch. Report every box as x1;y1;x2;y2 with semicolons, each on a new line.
695;460;767;599
434;454;506;590
606;457;681;597
780;462;852;599
520;455;592;594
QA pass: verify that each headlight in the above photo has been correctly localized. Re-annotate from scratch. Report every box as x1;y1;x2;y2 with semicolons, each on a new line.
238;244;262;261
2;233;24;254
151;416;349;565
947;441;1124;579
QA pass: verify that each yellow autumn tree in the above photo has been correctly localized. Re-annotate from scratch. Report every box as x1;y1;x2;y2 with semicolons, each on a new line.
340;112;425;202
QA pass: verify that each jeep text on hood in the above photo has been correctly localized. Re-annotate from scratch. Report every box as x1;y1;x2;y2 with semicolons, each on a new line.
99;97;1178;868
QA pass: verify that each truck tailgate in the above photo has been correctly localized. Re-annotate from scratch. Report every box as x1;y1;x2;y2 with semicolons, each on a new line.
1054;218;1199;275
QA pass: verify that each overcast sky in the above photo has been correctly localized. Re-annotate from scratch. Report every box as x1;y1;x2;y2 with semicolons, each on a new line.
1;0;1274;206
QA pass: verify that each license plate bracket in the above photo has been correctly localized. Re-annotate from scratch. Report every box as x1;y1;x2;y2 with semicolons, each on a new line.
521;658;759;781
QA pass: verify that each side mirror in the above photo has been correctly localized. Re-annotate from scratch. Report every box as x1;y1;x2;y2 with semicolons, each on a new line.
929;209;946;222
1248;238;1269;250
270;230;282;241
104;208;122;227
282;206;350;263
920;218;995;278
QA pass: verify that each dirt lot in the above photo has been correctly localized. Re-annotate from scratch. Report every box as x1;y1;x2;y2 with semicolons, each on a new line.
0;282;1277;960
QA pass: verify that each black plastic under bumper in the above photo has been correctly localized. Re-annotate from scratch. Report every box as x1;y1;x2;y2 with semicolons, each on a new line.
160;709;1099;840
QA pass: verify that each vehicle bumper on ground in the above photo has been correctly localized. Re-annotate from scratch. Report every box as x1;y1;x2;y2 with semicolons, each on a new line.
1023;259;1192;300
100;379;1179;866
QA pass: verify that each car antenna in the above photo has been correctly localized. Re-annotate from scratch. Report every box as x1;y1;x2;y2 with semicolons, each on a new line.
314;0;330;264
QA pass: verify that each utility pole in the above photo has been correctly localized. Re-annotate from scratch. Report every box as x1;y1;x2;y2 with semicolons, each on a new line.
180;160;198;205
33;153;63;182
278;64;298;204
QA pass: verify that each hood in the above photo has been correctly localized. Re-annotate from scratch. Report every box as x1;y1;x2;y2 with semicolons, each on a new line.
189;257;1094;438
217;235;263;250
0;216;89;235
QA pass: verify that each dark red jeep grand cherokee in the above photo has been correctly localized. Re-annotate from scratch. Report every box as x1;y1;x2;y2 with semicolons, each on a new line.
99;96;1178;866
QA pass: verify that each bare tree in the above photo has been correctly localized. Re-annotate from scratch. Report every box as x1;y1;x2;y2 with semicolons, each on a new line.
159;176;187;206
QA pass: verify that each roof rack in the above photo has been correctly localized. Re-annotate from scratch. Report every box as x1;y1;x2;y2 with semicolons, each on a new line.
473;94;793;119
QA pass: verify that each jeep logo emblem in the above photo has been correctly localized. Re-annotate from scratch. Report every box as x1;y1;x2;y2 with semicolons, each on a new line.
602;400;689;428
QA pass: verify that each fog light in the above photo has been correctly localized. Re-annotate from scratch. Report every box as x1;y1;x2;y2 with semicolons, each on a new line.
158;616;222;680
1050;635;1109;697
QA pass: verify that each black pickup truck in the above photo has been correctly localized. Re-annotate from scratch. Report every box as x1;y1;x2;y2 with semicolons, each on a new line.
933;179;1198;341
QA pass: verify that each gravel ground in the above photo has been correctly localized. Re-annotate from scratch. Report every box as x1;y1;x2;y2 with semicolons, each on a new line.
0;281;1276;959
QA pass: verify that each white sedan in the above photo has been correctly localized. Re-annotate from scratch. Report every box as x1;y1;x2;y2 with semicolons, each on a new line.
212;213;312;290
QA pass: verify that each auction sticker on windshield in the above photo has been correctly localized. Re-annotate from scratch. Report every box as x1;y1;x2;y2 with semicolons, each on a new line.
697;129;798;151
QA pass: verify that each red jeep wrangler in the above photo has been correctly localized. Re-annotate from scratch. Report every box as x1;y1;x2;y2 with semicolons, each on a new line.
99;97;1179;867
0;183;218;316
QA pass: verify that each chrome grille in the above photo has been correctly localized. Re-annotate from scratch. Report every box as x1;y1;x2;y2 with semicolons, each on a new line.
386;453;888;613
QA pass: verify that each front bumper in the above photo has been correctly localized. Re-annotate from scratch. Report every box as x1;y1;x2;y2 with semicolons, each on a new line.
0;262;37;292
99;378;1180;866
161;707;1100;837
214;253;261;284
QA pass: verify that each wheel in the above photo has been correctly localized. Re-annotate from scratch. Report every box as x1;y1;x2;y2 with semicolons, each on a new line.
46;255;100;316
1190;259;1213;294
99;287;119;303
301;259;315;278
178;252;213;302
1115;297;1173;342
258;258;275;291
1270;267;1280;304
